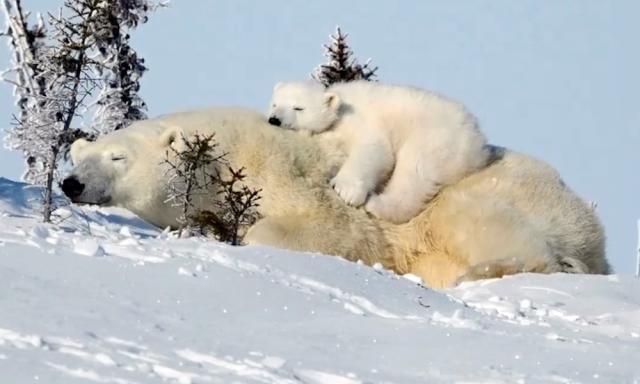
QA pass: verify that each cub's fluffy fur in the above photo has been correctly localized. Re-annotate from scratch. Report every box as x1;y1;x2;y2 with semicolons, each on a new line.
268;81;489;223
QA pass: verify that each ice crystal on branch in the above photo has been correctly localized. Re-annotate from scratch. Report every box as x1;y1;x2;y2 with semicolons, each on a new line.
312;26;378;87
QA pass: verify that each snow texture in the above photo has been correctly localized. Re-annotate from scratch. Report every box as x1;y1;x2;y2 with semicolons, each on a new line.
0;177;638;383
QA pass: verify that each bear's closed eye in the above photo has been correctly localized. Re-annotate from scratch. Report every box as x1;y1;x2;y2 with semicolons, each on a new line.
293;107;304;111
111;155;126;161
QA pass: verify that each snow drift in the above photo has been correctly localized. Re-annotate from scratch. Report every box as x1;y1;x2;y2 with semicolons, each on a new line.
0;177;638;383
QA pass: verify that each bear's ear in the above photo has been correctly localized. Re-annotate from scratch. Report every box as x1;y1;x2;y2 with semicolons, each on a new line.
70;138;90;162
324;92;341;111
159;126;185;149
273;82;283;91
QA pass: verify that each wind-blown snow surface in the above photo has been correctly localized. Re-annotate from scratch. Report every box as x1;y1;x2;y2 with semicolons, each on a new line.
0;178;638;384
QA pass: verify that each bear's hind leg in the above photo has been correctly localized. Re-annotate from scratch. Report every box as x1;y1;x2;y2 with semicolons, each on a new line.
454;254;567;286
330;138;394;207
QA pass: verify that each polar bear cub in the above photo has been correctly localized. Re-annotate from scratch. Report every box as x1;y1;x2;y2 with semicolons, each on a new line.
267;80;489;223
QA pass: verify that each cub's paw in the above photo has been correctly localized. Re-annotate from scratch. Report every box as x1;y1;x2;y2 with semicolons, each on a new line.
330;174;369;207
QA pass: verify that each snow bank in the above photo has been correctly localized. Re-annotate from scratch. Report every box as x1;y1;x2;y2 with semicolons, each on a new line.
0;178;638;383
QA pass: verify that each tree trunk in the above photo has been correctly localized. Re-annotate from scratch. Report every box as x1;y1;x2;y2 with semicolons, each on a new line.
42;146;58;223
41;4;96;223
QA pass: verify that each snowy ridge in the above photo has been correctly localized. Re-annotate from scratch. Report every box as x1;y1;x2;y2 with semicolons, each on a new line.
0;177;639;383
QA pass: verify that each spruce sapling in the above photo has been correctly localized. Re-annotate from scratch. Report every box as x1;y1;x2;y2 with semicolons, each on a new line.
312;26;378;87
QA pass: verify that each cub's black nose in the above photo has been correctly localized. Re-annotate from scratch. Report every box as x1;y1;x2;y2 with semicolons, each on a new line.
268;116;281;126
61;176;85;199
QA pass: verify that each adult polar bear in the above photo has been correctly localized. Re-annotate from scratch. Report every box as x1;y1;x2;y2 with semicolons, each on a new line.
63;107;610;287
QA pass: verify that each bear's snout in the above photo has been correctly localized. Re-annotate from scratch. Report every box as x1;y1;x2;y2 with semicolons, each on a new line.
61;176;85;199
268;116;281;126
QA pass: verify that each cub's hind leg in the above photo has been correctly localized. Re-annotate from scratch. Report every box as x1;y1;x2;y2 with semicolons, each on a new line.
365;148;441;223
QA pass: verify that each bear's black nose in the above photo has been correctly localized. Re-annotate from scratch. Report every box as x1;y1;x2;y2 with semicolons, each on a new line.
61;176;85;199
268;116;281;126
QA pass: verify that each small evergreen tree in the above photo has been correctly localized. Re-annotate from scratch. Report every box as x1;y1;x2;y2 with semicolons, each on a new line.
312;26;378;87
164;133;261;245
163;132;226;233
203;166;261;245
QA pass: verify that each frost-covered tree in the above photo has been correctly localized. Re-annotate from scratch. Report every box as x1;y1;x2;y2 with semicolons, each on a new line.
92;0;164;133
3;0;86;221
35;0;111;222
0;0;46;123
1;0;160;222
312;26;378;87
1;0;51;183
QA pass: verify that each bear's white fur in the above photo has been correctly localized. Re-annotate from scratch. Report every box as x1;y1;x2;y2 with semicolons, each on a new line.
267;81;490;223
66;108;610;288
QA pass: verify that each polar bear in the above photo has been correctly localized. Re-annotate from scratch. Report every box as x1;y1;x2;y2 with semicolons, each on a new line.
63;107;610;288
267;81;490;223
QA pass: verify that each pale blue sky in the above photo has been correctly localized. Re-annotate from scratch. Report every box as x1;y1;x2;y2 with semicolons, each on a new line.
2;1;638;273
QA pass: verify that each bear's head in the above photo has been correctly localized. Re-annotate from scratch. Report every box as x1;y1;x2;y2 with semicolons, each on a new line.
62;123;192;228
267;81;341;133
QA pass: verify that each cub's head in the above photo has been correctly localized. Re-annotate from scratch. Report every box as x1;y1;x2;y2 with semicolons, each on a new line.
267;81;341;133
62;123;187;228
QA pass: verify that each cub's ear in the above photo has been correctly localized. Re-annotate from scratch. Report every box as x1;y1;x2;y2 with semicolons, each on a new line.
159;126;186;150
273;82;283;91
70;138;90;162
324;92;341;111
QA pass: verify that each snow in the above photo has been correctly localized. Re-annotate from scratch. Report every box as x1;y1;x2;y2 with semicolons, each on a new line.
0;177;639;383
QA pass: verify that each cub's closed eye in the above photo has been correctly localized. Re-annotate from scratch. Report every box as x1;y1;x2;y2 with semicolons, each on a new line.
111;155;126;161
293;106;304;111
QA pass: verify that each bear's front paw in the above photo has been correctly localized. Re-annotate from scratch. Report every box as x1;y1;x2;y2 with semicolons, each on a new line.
330;174;369;207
